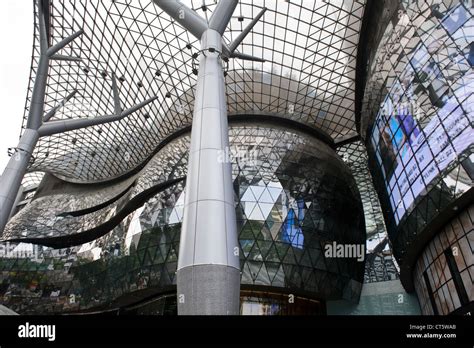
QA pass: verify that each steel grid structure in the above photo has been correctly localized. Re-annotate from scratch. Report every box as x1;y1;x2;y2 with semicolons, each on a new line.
20;0;366;183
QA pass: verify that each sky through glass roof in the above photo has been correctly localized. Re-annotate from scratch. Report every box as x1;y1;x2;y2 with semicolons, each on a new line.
22;0;366;183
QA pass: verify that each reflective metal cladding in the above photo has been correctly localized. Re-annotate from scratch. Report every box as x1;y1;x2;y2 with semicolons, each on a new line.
0;125;366;314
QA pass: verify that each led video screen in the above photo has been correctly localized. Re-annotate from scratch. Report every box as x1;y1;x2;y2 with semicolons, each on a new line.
370;2;474;224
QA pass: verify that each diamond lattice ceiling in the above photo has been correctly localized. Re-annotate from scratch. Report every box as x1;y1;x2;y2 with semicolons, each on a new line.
22;0;366;183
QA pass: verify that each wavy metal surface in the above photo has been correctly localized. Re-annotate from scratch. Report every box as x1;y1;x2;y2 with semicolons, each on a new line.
3;136;189;245
0;124;365;313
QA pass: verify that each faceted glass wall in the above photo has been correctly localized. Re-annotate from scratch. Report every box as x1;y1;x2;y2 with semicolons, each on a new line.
0;124;365;314
337;141;399;283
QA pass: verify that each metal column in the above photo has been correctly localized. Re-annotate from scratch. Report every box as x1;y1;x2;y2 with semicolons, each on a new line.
153;0;266;315
0;0;49;232
177;28;241;315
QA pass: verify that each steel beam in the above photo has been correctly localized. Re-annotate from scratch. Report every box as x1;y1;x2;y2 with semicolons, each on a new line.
26;57;49;130
228;7;267;54
46;30;84;57
153;0;264;62
111;73;122;116
152;0;208;40
43;89;78;122
38;96;157;137
209;0;238;35
50;54;83;62
230;51;265;62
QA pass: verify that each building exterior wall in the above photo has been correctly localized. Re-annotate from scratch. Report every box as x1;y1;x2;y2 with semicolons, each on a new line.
3;0;472;316
413;204;473;315
362;0;474;309
0;124;366;314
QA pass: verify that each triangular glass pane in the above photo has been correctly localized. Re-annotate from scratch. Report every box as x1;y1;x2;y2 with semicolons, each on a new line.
250;185;265;200
259;188;275;203
258;203;274;220
255;263;270;285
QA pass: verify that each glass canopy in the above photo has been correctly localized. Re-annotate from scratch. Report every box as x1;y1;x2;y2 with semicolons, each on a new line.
22;0;366;183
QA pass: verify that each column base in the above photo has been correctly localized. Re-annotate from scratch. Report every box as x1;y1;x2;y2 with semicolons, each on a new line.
177;264;240;315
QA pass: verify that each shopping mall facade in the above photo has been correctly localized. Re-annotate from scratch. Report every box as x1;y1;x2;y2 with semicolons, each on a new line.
0;0;472;315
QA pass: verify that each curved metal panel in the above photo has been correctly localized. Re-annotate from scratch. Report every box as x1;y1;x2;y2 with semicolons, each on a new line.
0;124;366;313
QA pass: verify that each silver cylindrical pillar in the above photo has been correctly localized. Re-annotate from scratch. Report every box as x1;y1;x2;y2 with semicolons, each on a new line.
177;29;240;315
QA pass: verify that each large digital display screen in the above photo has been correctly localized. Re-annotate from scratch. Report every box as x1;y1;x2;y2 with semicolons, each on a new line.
370;1;474;225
